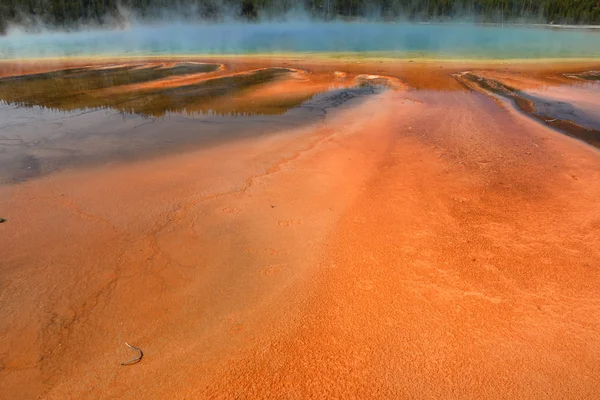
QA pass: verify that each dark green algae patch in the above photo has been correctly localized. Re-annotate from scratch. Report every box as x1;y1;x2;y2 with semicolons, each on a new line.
0;64;317;117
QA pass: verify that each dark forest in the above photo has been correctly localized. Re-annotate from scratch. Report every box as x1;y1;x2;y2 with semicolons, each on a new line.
1;0;599;33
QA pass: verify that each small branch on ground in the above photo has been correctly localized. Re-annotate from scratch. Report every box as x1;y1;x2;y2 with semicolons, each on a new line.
120;342;143;366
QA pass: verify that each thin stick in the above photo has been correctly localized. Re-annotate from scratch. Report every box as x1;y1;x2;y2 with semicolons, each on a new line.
120;342;143;366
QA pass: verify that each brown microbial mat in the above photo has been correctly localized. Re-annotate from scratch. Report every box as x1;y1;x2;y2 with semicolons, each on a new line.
1;57;600;400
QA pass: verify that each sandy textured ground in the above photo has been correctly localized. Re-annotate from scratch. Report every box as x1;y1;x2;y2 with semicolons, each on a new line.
1;58;600;399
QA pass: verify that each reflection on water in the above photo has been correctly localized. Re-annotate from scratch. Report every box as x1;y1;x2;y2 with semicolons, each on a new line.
457;71;600;148
0;62;401;117
0;63;368;117
0;62;388;183
0;62;221;114
2;59;599;184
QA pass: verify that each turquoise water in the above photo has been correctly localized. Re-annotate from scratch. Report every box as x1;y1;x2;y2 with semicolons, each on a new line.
2;22;600;59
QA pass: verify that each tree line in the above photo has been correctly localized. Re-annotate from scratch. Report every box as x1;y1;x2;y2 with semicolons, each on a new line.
1;0;599;33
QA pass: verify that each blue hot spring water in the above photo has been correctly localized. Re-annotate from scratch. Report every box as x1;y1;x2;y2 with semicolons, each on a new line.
1;22;600;59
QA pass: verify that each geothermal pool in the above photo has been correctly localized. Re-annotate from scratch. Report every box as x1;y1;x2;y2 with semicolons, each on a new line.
2;22;600;59
1;31;600;400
